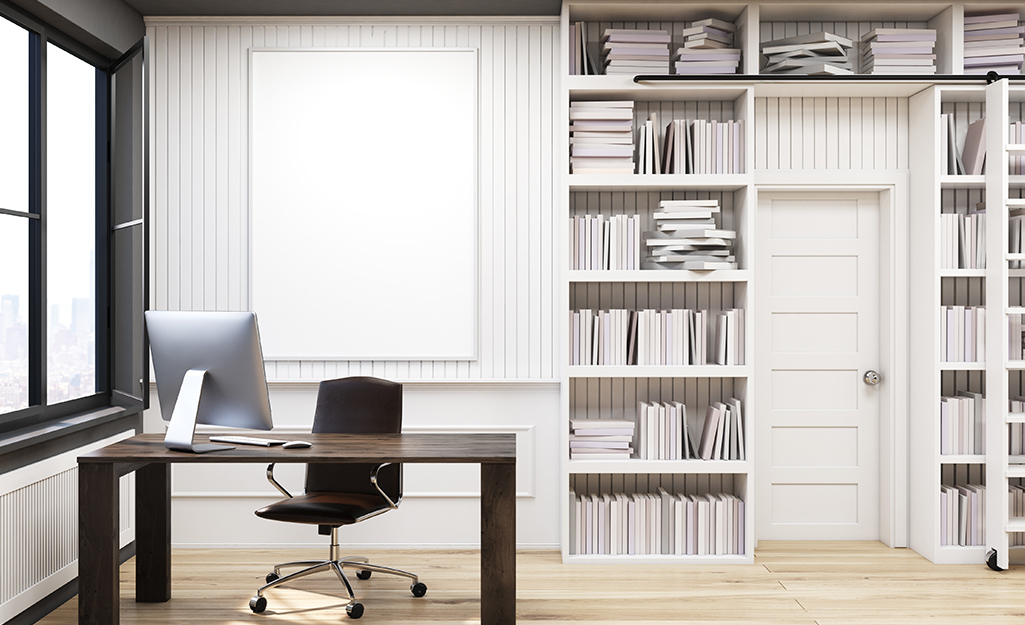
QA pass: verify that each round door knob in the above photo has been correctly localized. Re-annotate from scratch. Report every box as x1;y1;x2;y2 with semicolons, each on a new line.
863;370;881;386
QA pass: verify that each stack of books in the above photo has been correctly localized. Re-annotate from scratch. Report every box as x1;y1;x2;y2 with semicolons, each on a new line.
939;391;984;455
601;28;671;75
569;488;745;556
569;100;635;174
963;12;1025;75
674;18;741;74
569;418;635;460
861;28;937;74
643;199;737;270
761;31;854;75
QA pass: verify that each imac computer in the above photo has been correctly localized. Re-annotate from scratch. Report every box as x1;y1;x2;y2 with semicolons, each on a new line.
146;311;274;453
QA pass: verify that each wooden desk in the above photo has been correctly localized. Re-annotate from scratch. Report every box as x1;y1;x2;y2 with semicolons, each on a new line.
77;433;516;624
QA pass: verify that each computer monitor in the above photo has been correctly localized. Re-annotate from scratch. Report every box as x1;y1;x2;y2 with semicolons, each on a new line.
146;311;273;453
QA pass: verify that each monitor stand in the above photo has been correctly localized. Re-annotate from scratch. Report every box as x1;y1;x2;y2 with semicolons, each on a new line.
164;369;235;453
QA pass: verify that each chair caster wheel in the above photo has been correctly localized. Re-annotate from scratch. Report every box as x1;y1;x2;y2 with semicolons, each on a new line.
356;570;372;580
346;602;364;619
411;582;427;597
265;572;280;584
987;548;1005;571
249;595;267;613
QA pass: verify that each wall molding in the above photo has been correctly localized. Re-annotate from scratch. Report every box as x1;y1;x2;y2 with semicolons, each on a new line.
145;16;559;26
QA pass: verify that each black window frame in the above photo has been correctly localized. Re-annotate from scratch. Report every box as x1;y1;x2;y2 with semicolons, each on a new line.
0;0;136;433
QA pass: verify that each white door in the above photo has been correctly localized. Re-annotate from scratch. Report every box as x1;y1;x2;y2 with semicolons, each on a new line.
756;192;881;540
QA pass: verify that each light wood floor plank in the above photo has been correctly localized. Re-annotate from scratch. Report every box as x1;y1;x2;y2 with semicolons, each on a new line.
36;542;1025;624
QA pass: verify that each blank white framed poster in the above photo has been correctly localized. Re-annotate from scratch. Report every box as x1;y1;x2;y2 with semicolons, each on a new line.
250;48;478;360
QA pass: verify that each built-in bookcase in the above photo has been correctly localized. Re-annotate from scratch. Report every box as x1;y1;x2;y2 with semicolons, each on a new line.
562;1;755;564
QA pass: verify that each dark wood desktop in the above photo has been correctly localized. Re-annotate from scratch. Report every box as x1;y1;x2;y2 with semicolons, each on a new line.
77;432;517;624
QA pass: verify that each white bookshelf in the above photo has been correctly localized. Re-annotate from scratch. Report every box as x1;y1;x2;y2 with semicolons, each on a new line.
563;0;1025;566
561;1;756;564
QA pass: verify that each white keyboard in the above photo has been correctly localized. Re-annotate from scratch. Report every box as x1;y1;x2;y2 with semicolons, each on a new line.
208;435;288;447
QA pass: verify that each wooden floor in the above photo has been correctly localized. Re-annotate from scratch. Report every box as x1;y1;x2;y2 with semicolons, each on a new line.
40;542;1025;624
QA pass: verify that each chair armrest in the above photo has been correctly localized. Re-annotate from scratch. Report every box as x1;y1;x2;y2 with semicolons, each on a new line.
266;463;293;499
370;463;400;509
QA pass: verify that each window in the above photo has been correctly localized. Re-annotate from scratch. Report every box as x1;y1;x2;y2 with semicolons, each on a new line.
46;43;97;404
0;4;130;429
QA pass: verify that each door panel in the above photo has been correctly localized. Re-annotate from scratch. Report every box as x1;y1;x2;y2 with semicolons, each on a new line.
757;192;881;540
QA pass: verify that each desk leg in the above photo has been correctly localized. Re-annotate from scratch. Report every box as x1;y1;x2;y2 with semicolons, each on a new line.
79;463;119;625
481;463;515;625
135;463;171;602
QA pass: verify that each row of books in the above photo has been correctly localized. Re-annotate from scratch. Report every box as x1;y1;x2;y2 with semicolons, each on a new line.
569;308;745;366
939;392;984;455
940;114;986;176
645;200;737;270
761;31;853;76
636;115;746;175
1009;314;1025;361
641;398;745;461
569;418;634;459
962;12;1025;75
861;28;936;75
939;211;985;269
939;483;984;546
569;489;745;556
1010;212;1025;269
570;214;640;271
940;305;985;363
1012;122;1025;175
1008;422;1025;455
569;100;634;174
676;18;741;75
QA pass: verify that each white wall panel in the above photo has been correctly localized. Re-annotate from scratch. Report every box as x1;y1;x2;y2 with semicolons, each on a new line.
755;97;908;171
147;19;559;381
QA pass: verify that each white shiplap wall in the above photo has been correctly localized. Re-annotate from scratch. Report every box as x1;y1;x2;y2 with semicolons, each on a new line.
754;97;909;171
147;19;559;382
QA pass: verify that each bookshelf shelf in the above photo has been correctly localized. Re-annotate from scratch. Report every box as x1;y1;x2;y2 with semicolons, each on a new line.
940;175;986;189
568;460;750;474
567;173;750;191
567;365;751;379
567;269;750;283
938;268;986;278
937;362;986;371
939;454;986;464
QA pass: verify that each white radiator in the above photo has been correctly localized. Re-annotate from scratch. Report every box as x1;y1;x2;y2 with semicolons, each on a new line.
0;431;134;623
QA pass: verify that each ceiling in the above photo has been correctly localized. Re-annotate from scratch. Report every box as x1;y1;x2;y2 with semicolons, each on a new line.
119;0;561;16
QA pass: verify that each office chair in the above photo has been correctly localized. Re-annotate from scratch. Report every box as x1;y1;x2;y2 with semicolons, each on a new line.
248;376;426;619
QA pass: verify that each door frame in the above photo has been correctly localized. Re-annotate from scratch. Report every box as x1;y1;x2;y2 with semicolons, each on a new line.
752;171;909;548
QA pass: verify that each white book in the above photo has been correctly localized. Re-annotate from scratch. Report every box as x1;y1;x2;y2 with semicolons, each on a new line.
698;404;722;460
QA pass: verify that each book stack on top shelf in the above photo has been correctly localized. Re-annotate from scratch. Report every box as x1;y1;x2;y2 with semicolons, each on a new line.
962;12;1024;75
674;18;741;75
569;418;635;460
861;28;937;75
643;199;737;270
760;31;854;75
569;100;634;174
601;28;671;75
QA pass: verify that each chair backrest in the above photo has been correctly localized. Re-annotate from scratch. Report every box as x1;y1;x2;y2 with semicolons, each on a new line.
304;376;402;500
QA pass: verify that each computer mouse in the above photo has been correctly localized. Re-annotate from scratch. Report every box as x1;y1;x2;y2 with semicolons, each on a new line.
282;440;312;449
